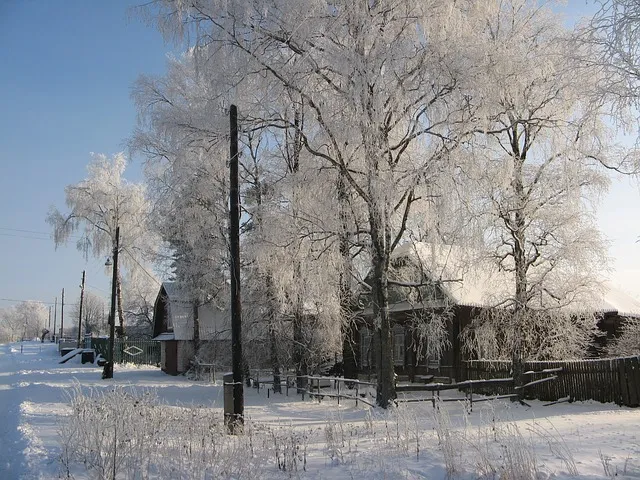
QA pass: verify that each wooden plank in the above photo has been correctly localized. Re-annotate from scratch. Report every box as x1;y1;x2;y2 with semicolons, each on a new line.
619;358;630;406
631;357;640;407
610;359;618;404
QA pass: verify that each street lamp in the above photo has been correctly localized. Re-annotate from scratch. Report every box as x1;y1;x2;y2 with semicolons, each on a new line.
102;226;119;379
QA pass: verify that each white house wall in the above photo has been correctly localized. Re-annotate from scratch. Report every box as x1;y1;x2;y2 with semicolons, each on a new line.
171;302;194;340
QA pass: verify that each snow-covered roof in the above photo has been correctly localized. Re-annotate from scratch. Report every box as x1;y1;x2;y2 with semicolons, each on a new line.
381;242;640;316
160;282;190;304
599;284;640;317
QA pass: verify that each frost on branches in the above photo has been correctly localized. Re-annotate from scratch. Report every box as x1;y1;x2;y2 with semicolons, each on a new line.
47;153;159;334
458;0;616;383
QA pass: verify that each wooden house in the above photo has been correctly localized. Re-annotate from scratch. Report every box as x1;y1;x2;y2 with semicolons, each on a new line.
344;242;640;382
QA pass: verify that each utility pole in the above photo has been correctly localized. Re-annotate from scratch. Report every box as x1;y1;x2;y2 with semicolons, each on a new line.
77;270;85;347
228;104;244;432
103;226;119;379
48;306;51;330
53;297;57;343
60;288;65;340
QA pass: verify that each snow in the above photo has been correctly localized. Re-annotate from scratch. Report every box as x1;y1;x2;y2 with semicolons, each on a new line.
1;341;640;479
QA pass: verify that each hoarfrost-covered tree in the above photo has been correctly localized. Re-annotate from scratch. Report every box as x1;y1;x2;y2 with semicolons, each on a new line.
144;0;478;408
134;48;348;386
580;0;640;143
71;291;107;336
459;0;616;386
607;316;640;356
0;301;48;342
47;153;159;333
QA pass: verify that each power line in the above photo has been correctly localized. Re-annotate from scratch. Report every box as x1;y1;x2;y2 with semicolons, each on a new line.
0;298;80;306
0;227;53;235
121;247;162;286
0;227;84;240
0;232;51;241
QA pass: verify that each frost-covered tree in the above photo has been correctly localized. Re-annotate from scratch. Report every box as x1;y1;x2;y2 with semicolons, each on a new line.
580;1;640;138
0;301;48;342
459;0;616;385
607;316;640;356
132;50;233;348
74;291;108;336
143;0;478;408
133;48;349;388
47;153;159;333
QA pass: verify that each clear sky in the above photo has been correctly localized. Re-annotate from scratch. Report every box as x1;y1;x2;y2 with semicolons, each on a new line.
0;1;639;325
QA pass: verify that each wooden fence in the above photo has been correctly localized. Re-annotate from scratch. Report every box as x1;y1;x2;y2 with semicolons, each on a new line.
92;338;161;366
461;356;640;407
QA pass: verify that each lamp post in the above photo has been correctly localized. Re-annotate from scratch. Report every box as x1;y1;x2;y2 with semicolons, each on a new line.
102;226;119;379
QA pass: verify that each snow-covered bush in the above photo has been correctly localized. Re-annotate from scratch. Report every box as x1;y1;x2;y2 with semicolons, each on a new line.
58;385;268;479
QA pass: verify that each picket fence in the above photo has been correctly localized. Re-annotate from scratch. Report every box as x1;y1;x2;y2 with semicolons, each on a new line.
461;356;640;407
91;338;161;366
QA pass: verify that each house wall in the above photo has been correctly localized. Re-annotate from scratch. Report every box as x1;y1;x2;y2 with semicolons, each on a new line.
161;341;179;376
348;305;478;381
177;340;195;374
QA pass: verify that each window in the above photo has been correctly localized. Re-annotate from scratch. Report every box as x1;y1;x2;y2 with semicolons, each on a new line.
393;326;405;366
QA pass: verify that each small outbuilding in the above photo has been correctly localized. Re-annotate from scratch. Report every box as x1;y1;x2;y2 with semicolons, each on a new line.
152;282;231;375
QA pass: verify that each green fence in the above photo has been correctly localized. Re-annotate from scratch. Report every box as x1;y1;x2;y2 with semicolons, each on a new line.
92;338;161;366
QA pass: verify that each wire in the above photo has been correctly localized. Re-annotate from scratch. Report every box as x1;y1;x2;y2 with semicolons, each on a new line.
0;227;83;240
120;247;163;286
0;233;51;241
0;298;80;306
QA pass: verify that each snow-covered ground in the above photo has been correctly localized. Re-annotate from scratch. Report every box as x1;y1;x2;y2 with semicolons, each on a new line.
1;341;639;479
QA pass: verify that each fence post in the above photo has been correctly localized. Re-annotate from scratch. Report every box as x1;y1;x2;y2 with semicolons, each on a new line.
356;381;359;407
337;379;340;405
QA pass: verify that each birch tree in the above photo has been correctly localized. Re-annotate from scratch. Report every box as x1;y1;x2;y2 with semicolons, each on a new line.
0;301;48;342
47;153;158;333
144;0;475;408
459;0;615;385
580;1;640;134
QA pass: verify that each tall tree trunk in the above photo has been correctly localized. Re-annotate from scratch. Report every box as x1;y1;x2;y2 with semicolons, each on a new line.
192;301;200;352
265;275;282;393
337;173;357;380
370;213;395;408
511;143;528;396
116;272;125;336
269;325;282;393
293;272;308;393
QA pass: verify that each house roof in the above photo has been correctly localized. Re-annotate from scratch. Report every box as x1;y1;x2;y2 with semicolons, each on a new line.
153;332;175;341
160;282;190;303
375;242;640;317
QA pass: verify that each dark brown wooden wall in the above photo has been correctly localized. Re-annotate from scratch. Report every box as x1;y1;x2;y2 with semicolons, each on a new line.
461;356;640;407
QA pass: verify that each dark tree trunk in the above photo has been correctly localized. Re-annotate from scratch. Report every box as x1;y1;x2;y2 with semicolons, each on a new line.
116;272;125;336
293;300;308;393
510;131;528;397
192;301;200;352
370;218;395;408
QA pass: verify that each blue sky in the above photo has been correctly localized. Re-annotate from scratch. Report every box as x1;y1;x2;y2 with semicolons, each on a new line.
0;1;639;326
0;1;174;318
